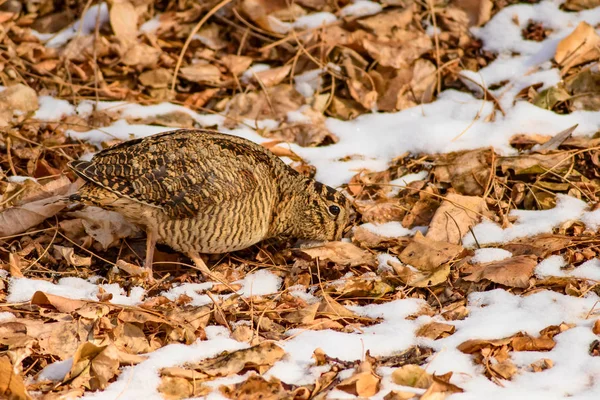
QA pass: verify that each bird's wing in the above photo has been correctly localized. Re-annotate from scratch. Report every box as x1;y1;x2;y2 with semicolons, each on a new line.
69;130;266;219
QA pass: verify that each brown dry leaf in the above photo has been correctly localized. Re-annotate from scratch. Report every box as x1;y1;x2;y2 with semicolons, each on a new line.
180;62;222;84
195;24;228;50
390;260;451;288
463;255;537;288
112;322;151;354
348;78;378;110
555;22;600;71
110;0;138;41
0;355;31;400
63;342;120;391
593;319;600;335
421;373;464;399
531;358;553;372
296;241;377;267
452;0;492;27
511;335;555;352
399;231;464;271
489;360;517;380
353;225;410;248
457;337;512;354
416;322;456;340
426;193;488;244
385;390;418;400
0;83;38;113
68;206;140;250
240;0;293;33
121;43;160;67
31;291;87;313
36;321;87;360
251;65;292;87
0;185;76;236
501;234;571;258
411;59;437;103
363;32;432;69
563;0;600;10
326;274;394;298
317;293;359;320
221;55;254;76
358;8;413;37
188;342;285;377
221;375;287;400
391;364;432;388
226;85;305;126
283;302;319;324
276;107;339;147
336;359;381;397
53;245;92;267
116;259;146;277
402;197;440;228
433;149;492;196
158;376;210;399
139;68;172;88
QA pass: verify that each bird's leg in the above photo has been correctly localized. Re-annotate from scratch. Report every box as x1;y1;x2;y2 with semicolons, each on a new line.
144;231;157;282
188;252;226;283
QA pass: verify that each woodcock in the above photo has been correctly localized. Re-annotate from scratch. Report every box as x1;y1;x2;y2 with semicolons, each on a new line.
68;129;351;280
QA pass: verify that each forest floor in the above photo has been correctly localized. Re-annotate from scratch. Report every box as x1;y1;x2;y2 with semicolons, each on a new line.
1;0;600;399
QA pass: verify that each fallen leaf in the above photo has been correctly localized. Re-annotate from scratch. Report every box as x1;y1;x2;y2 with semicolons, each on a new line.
115;259;146;277
462;255;537;288
336;359;381;397
317;293;359;320
433;149;492;196
296;241;378;267
139;68;173;88
31;291;87;313
221;54;254;76
112;322;151;354
121;43;160;67
0;355;31;400
421;373;464;399
399;231;464;271
180;62;222;84
555;22;600;71
416;322;456;339
489;360;517;380
221;375;287;400
530;358;553;372
0;83;38;113
158;376;210;399
391;364;432;388
63;342;120;390
54;245;92;267
110;0;138;41
452;0;492;27
357;8;413;37
188;342;285;377
390;260;451;287
511;335;555;352
251;65;292;87
363;32;432;69
457;337;512;354
68;206;140;250
594;319;600;335
426;193;488;244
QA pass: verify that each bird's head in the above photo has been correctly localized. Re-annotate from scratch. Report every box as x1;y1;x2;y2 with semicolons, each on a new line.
272;178;352;242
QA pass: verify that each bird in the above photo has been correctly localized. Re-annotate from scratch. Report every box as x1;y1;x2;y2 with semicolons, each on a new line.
68;128;351;281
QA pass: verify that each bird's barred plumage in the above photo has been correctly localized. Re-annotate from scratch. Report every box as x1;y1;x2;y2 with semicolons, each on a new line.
68;129;350;257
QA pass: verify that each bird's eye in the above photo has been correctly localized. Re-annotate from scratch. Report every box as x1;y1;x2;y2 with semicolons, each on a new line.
328;205;341;216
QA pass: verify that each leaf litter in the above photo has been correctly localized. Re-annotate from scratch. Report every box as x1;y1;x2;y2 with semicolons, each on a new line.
1;0;600;399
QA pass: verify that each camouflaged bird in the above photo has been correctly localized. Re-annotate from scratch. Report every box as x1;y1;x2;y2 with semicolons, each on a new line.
68;129;351;280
